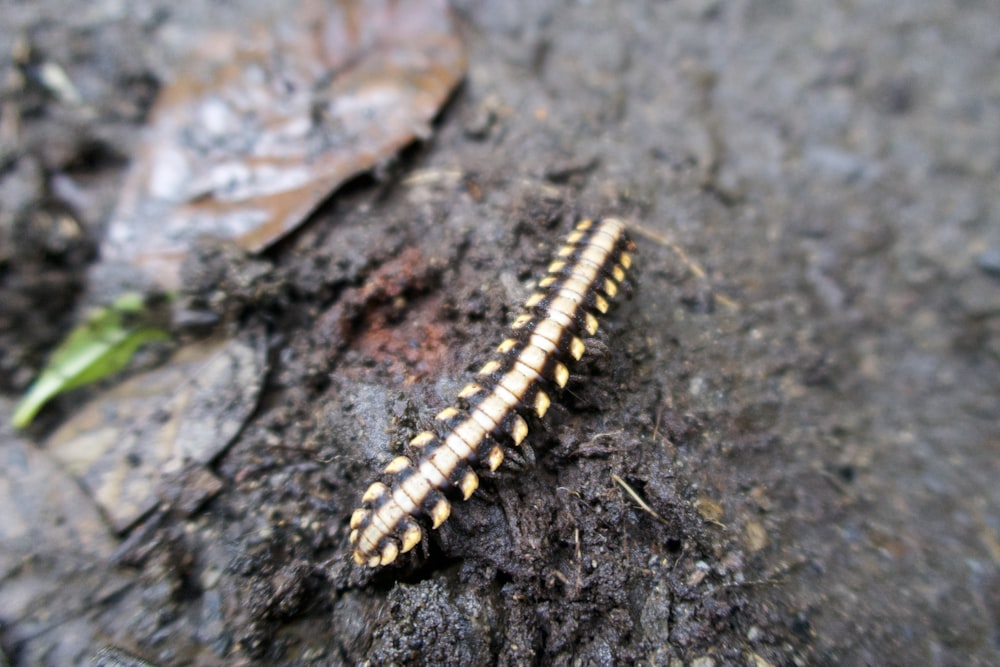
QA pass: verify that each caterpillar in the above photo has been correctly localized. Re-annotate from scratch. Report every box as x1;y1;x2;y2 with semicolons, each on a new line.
349;218;635;567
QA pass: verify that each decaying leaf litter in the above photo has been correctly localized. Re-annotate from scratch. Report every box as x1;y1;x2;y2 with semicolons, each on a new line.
13;0;466;426
99;0;466;291
3;0;1000;666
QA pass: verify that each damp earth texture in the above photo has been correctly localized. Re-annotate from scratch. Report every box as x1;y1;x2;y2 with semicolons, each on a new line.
1;1;998;666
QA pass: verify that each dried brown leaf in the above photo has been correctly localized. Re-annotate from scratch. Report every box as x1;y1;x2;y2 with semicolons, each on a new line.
103;0;465;287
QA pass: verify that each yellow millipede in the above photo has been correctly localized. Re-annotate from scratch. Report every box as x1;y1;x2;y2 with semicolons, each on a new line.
350;218;635;567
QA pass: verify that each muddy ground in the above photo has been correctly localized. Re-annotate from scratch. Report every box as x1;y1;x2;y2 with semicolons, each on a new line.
2;0;999;665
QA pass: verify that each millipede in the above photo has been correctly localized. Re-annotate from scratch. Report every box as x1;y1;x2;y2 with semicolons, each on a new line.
349;217;635;567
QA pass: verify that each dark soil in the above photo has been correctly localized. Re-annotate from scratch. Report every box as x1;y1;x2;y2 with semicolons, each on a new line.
2;1;999;666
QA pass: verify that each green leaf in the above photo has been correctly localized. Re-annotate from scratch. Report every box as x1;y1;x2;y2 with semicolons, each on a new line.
12;293;172;429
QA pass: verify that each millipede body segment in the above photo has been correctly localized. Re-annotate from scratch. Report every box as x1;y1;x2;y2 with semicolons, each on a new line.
349;218;635;567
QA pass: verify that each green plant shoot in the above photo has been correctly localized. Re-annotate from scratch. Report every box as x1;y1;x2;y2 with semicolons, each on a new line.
12;292;172;428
